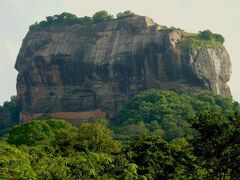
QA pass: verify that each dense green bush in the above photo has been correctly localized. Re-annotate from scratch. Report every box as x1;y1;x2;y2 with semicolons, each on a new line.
93;10;113;23
76;123;121;154
198;30;213;40
125;134;200;179
29;12;87;31
29;10;131;31
117;10;134;18
116;89;239;141
7;119;72;146
177;29;225;49
189;109;240;179
198;30;225;43
213;33;225;43
0;141;36;179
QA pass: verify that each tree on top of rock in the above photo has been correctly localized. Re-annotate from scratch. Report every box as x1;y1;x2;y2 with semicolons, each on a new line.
93;10;114;23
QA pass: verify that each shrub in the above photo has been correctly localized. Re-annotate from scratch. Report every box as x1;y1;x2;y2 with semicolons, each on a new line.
93;10;113;23
198;30;213;40
117;10;134;18
177;29;225;50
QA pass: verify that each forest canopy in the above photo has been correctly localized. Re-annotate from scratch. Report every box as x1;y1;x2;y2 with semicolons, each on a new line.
0;90;239;178
116;89;238;141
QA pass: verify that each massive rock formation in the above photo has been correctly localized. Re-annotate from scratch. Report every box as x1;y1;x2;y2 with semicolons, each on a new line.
15;15;231;121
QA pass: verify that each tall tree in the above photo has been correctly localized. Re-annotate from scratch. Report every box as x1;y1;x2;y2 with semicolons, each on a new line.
189;110;240;179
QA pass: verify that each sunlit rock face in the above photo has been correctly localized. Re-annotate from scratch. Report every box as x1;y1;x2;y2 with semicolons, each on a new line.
15;15;231;120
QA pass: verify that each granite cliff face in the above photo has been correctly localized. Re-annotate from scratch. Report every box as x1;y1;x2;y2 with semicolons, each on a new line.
15;15;231;121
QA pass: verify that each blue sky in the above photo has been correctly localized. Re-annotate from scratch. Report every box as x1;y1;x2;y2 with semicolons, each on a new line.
0;0;239;104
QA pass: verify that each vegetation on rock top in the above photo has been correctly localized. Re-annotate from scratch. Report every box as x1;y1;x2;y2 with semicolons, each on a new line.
177;29;225;49
30;11;225;51
29;10;135;31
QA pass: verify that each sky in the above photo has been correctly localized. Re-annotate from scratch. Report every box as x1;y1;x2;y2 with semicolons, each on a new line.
0;0;239;105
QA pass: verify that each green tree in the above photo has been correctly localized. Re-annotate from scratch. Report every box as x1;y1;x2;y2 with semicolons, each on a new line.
7;120;54;146
67;152;113;179
120;122;149;137
7;119;73;146
228;111;240;178
117;10;134;18
198;30;213;40
189;110;240;179
125;134;198;179
19;144;71;179
0;141;36;179
52;125;78;156
93;10;113;23
33;156;70;180
213;33;225;43
75;123;121;154
19;144;55;167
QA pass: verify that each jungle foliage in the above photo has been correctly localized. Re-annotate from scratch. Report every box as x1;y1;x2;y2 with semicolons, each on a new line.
0;90;240;179
116;89;238;141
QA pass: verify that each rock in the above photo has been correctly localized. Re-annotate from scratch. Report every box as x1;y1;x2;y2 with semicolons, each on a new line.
15;15;232;121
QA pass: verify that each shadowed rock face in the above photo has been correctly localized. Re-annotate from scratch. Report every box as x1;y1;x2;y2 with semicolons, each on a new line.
15;15;231;120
